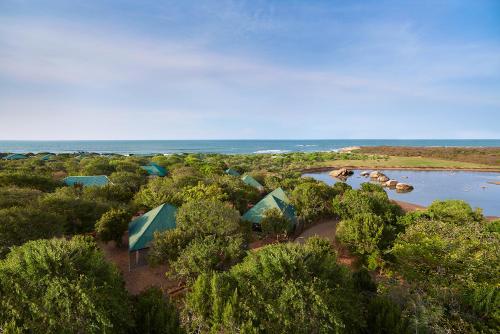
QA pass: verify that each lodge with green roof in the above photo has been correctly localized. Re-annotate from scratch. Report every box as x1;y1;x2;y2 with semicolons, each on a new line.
141;162;168;177
225;168;240;176
128;203;177;268
242;187;297;226
3;153;28;160
63;175;110;187
241;174;265;192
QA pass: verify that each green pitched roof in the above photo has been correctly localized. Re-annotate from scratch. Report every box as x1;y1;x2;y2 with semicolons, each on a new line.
3;153;28;160
40;153;55;161
141;162;168;177
63;175;110;187
225;168;240;176
242;188;297;225
241;175;264;191
128;203;177;251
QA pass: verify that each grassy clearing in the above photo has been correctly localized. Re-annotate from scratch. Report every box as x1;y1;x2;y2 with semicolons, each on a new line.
359;146;500;166
313;155;498;170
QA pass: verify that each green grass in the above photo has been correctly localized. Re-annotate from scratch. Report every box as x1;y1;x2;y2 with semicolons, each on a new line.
314;156;497;170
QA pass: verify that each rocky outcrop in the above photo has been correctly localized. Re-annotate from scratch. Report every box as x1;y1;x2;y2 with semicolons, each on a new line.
377;175;389;182
329;168;353;178
385;179;398;187
396;183;414;192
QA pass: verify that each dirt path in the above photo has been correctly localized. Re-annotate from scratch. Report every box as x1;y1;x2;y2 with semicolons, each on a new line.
98;237;178;295
294;220;358;268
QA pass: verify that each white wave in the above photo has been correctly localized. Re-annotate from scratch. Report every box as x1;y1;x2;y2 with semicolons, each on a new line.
296;144;318;147
253;149;290;154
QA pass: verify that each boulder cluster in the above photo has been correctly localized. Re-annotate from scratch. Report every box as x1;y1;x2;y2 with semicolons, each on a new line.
329;168;354;179
361;170;414;192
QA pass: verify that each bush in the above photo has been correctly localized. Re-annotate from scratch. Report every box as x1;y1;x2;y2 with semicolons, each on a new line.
426;200;484;224
260;208;294;236
0;206;65;257
366;296;410;334
332;188;403;225
0;187;42;209
131;287;183;334
0;172;61;192
336;213;388;268
95;208;131;247
291;181;336;223
0;236;132;333
149;200;246;280
38;188;110;234
185;238;364;333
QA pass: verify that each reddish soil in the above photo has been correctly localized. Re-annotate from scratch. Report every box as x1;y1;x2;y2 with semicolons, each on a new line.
98;235;178;295
294;220;359;268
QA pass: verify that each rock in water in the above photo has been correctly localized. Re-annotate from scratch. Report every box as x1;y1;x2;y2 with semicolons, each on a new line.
329;168;354;178
385;180;398;187
396;183;414;192
369;170;382;179
360;171;370;177
377;175;389;182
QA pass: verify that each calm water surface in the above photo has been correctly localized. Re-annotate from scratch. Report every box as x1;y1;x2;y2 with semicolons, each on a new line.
303;170;500;216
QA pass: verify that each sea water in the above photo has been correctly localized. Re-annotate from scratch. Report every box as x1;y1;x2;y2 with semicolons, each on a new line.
0;139;499;154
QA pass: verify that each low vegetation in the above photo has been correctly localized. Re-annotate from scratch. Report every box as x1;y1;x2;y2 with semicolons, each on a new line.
0;151;497;332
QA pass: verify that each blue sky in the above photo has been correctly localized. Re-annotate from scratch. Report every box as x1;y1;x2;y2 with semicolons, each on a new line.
0;0;499;139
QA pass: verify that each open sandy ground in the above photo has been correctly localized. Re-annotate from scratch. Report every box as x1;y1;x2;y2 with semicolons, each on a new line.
98;236;178;295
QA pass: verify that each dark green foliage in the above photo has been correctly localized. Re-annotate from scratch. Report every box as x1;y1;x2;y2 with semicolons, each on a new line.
360;182;386;193
426;199;484;224
0;187;42;209
0;236;132;333
291;180;336;223
353;268;377;293
214;175;260;214
366;297;410;334
331;181;352;195
0;206;64;257
392;213;500;330
96;208;131;247
38;188;110;234
131;287;184;334
260;208;293;236
332;186;403;224
185;238;364;333
149;200;246;281
337;213;389;269
0;172;61;192
80;157;116;175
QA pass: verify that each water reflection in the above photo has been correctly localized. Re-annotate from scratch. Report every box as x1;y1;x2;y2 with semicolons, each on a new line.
303;170;500;216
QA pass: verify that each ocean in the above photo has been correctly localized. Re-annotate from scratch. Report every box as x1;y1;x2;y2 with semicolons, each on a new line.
0;139;499;155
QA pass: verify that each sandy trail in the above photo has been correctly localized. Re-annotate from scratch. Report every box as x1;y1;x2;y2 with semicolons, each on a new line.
98;236;178;295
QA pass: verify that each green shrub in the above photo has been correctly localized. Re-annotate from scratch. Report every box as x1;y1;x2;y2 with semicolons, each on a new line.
427;200;483;224
366;296;410;334
149;200;246;280
0;187;42;209
131;287;183;334
0;206;64;257
336;213;388;268
291;181;336;223
185;238;364;333
260;208;294;236
0;172;61;192
0;236;132;333
95;208;131;247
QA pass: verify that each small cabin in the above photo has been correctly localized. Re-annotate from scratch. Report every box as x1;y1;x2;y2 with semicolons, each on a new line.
128;203;177;269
